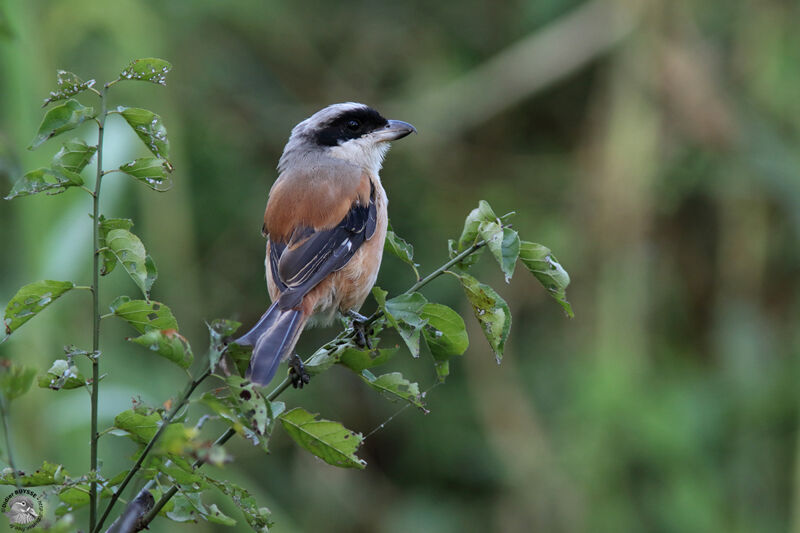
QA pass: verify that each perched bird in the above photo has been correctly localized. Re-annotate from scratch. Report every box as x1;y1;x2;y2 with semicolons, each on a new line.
235;103;416;386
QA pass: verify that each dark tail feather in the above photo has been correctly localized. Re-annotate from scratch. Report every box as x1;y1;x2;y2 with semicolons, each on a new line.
234;302;307;386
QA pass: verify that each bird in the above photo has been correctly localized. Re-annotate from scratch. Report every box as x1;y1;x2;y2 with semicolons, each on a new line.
234;102;416;386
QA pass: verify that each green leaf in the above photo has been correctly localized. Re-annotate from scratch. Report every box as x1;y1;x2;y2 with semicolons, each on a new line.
0;362;36;401
360;370;427;411
4;167;84;200
338;346;399;373
519;241;574;318
453;272;511;364
373;287;428;357
279;407;367;469
3;280;74;336
105;228;157;298
29;99;94;150
420;303;469;381
98;216;134;275
117;106;170;160
38;359;85;390
207;319;243;373
200;474;273;531
206;503;237;526
52;138;97;174
384;221;419;278
118;58;172;86
110;296;178;334
479;222;519;282
119;157;174;191
128;329;193;369
458;200;497;250
43;70;96;107
200;384;280;453
166;492;199;523
0;461;66;486
114;408;162;444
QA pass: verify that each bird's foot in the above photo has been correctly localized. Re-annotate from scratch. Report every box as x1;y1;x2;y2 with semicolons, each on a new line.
347;310;373;350
288;353;310;389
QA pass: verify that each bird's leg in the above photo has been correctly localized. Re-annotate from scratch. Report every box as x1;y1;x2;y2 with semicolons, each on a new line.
288;353;310;389
346;310;373;349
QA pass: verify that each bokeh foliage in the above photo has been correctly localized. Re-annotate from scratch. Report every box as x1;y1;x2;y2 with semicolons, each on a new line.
1;0;799;532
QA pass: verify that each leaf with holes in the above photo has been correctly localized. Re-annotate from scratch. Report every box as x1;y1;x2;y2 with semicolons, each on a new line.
38;359;85;390
98;217;134;275
385;221;419;278
3;280;74;337
200;474;273;531
280;408;366;469
29;99;94;150
360;370;426;411
519;241;573;318
117;106;169;160
118;58;172;86
52;139;96;174
110;296;178;334
43;70;96;107
207;319;243;373
480;221;519;282
128;329;193;369
420;303;469;381
4;167;84;200
119;158;173;191
0;461;67;486
106;229;157;298
452;272;511;364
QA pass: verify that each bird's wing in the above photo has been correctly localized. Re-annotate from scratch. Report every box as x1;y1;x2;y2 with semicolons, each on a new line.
269;181;377;310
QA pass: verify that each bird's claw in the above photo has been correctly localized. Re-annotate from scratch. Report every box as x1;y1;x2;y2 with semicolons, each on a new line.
347;311;373;350
289;353;310;389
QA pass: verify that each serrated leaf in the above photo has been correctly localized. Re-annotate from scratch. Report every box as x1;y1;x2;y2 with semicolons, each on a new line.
119;157;173;191
52;138;96;174
114;408;162;443
373;288;428;357
361;370;426;411
385;221;419;278
280;407;366;469
110;296;178;333
106;229;157;298
453;272;511;364
420;303;469;381
3;280;74;336
38;359;85;390
479;222;519;282
118;58;172;86
29;99;94;150
43;70;96;106
0;362;36;401
98;216;134;275
128;329;193;369
117;106;169;160
519;240;574;318
0;461;66;486
4;167;84;200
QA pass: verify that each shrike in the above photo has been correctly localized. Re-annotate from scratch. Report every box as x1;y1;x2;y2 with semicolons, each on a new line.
235;103;416;386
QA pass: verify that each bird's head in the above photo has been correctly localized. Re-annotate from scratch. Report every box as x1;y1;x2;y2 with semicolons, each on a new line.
279;102;416;174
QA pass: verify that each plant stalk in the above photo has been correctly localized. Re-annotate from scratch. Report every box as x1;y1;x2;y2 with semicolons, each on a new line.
89;85;108;532
0;393;20;489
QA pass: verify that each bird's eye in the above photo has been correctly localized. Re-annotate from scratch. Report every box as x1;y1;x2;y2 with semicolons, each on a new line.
346;120;360;131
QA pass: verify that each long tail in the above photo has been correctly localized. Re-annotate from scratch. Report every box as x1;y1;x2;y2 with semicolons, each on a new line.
234;302;308;386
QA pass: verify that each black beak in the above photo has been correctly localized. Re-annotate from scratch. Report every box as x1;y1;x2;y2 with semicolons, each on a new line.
374;119;417;142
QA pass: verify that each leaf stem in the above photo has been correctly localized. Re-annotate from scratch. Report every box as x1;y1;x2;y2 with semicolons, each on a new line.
89;85;108;532
92;368;212;533
0;393;20;489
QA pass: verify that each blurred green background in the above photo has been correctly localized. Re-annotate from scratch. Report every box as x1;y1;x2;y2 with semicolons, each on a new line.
2;0;800;531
